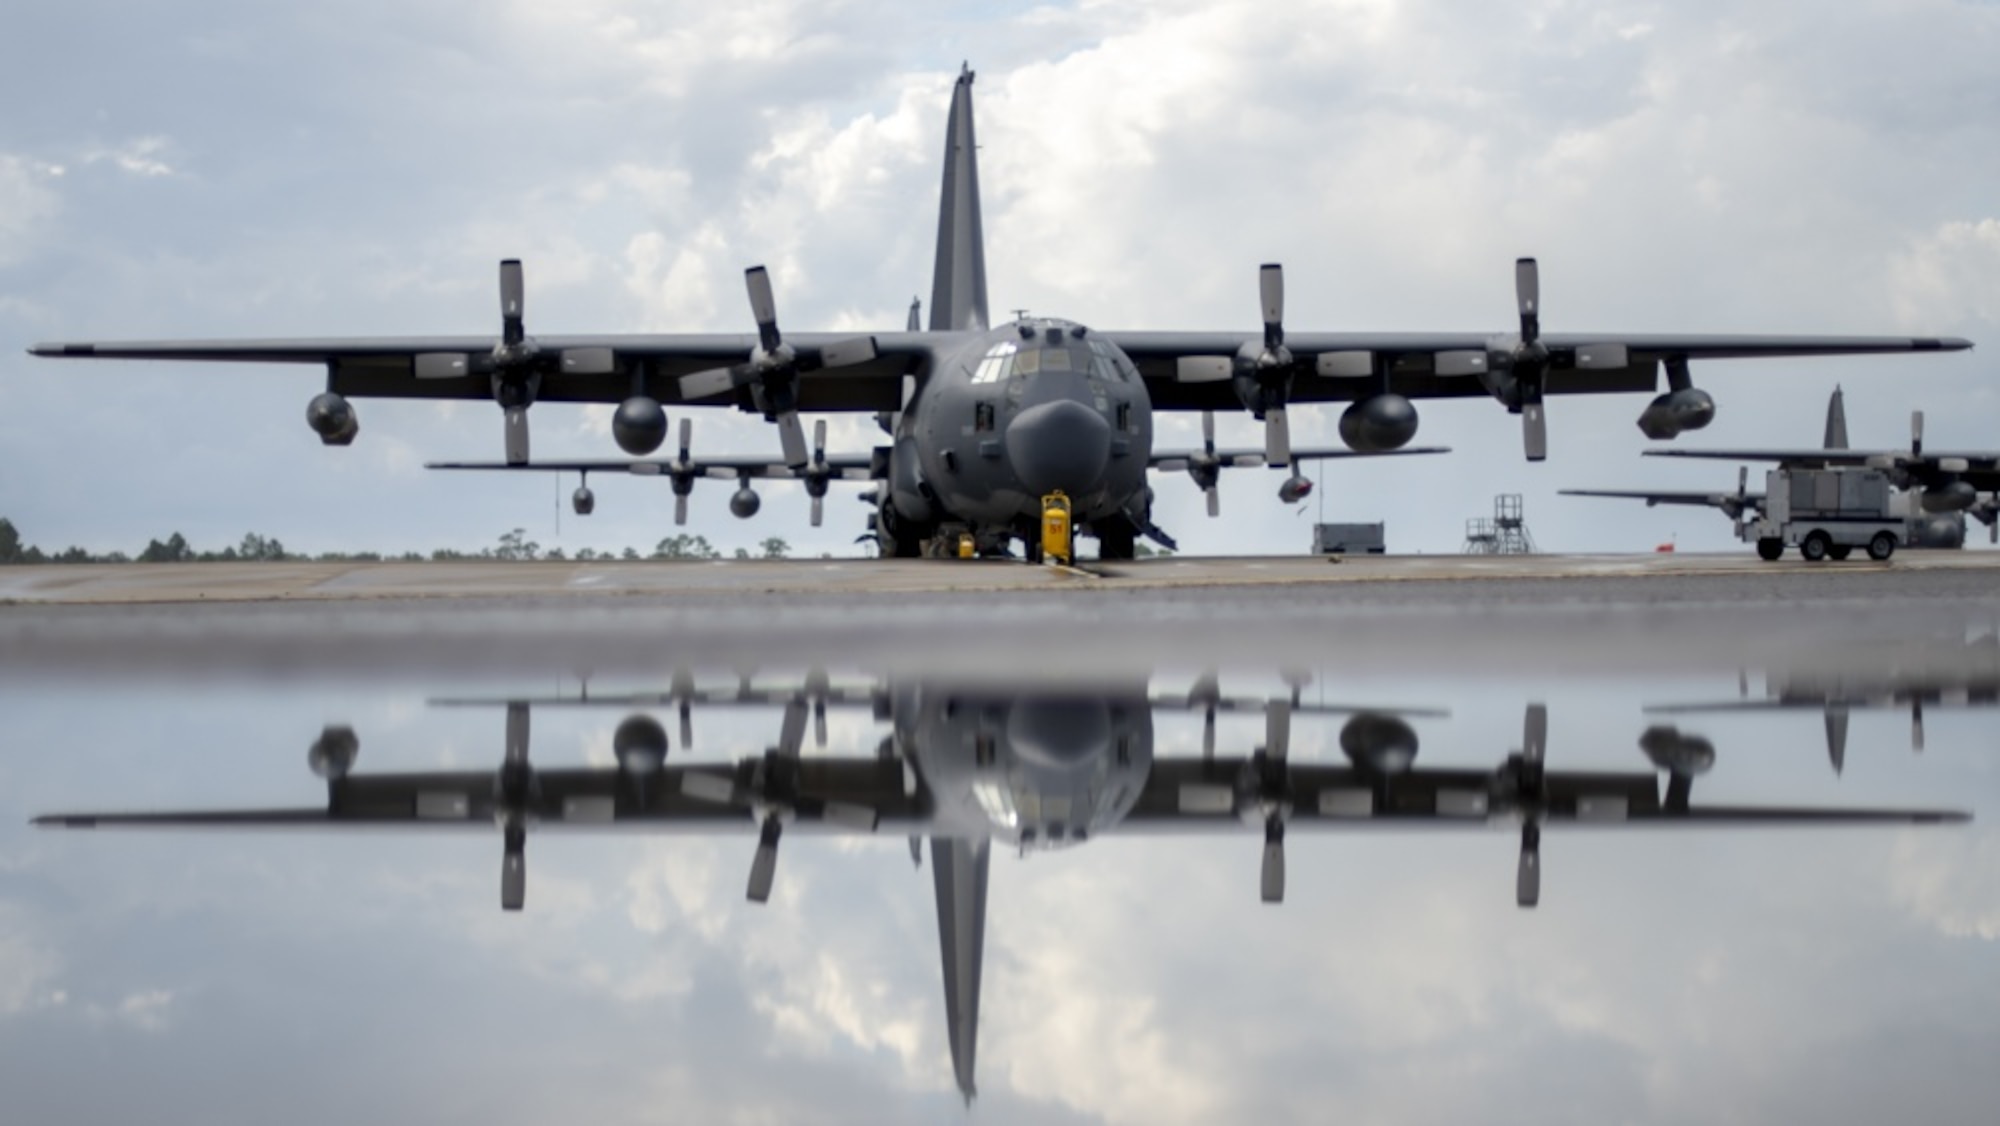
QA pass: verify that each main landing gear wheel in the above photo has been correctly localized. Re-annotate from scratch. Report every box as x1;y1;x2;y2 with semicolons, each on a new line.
1756;538;1784;562
1867;532;1897;562
1800;531;1831;562
1095;519;1137;562
1827;544;1853;561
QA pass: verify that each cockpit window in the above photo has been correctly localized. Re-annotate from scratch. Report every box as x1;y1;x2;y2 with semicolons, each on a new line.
971;340;1016;384
1039;348;1073;372
1088;339;1126;382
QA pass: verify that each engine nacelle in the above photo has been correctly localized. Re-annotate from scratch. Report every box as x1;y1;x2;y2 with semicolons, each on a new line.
1337;394;1419;452
306;392;359;446
612;396;668;456
613;714;668;775
1278;475;1313;504
1636;388;1716;440
309;725;360;780
1340;713;1418;775
729;486;762;519
1638;725;1715;776
1921;479;1977;513
571;485;595;516
1913;514;1965;549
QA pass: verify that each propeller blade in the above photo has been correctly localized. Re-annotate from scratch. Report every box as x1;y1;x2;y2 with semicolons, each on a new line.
1264;408;1291;467
746;267;781;353
674;493;690;526
1316;351;1372;378
819;336;877;368
680;366;740;400
504;405;531;466
1176;783;1236;815
500;259;525;346
747;816;781;903
778;699;808;758
1175;356;1233;383
1434;350;1487;376
777;410;809;469
1574;343;1628;370
820;801;880;831
810;494;824;527
1202;703;1217;756
1911;409;1924;458
1265;699;1292;761
1206;486;1220;518
812;419;827;465
1516;822;1541;909
1259;263;1284;349
501;826;526;912
1523;703;1547;763
1824;705;1850;775
1514;257;1539;343
505;702;530;765
909;835;923;868
561;347;616;375
1201;409;1216;451
1911;698;1925;753
680;771;739;805
678;417;693;461
1522;402;1547;462
414;353;470;379
1260;817;1285;904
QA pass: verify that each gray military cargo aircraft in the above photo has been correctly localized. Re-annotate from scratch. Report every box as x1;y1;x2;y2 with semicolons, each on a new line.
28;66;1973;558
1562;387;1997;548
33;679;1969;1102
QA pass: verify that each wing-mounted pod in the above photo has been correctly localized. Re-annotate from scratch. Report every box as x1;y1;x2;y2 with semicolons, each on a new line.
678;267;879;469
1635;355;1718;443
410;260;629;464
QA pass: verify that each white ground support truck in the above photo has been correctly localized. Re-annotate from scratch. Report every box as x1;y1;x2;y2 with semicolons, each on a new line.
1749;467;1903;562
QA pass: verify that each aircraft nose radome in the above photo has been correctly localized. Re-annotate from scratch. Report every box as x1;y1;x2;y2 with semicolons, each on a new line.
1005;399;1111;496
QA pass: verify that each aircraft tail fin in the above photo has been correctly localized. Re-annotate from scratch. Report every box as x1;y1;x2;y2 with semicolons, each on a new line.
1823;385;1849;450
928;65;990;332
930;835;989;1102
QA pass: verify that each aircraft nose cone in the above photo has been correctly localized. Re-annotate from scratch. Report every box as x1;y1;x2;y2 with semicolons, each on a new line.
1007;698;1112;769
1005;399;1111;496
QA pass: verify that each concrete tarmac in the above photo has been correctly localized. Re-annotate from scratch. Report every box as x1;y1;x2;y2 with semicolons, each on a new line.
2;549;1996;605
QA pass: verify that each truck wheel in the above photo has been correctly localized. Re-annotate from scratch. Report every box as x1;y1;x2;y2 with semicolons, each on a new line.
1827;544;1853;561
1756;538;1784;562
1867;532;1896;562
1800;531;1831;562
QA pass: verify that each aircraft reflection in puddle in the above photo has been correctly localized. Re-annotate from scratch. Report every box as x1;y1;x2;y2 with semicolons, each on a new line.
1648;632;2000;772
34;676;1970;1102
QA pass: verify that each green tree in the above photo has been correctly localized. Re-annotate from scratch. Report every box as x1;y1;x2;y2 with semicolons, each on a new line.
137;532;193;563
0;518;22;564
758;536;791;559
494;528;540;561
653;534;719;559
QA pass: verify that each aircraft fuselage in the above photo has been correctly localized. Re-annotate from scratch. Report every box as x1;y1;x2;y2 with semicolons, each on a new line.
889;318;1155;550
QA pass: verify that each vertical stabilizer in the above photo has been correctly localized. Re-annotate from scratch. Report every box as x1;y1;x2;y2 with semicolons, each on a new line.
930;835;990;1102
928;65;990;332
1824;385;1849;450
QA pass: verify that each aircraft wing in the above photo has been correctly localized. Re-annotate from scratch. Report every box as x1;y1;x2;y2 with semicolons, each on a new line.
34;760;920;834
1148;444;1448;472
1117;760;1968;830
1560;488;1767;510
27;332;946;412
426;453;878;481
1647;448;2000;489
1111;332;1972;410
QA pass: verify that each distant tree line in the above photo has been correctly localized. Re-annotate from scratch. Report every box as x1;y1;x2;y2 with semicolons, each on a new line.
0;518;793;565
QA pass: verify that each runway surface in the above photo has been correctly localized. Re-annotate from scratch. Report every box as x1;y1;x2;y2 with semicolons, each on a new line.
2;549;1996;604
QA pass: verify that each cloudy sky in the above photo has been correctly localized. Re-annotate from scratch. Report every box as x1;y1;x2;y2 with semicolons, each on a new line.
0;0;1995;559
2;593;1997;1124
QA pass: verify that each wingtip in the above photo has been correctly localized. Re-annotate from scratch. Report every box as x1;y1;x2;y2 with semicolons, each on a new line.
32;815;95;829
